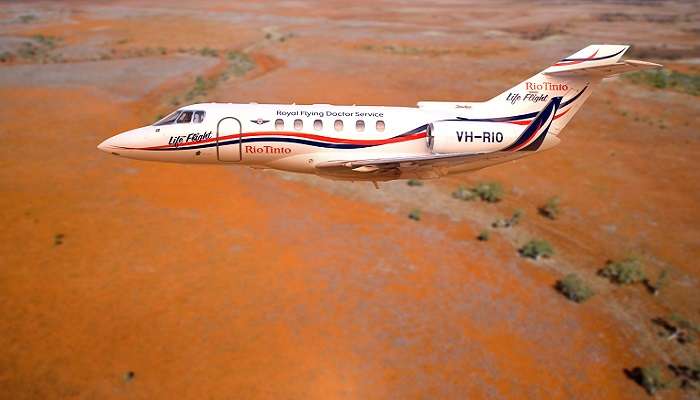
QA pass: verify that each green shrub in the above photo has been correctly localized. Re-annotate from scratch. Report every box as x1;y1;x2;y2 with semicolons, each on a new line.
599;258;645;285
17;42;39;59
185;76;215;101
669;314;699;343
408;209;421;221
627;365;670;395
226;51;255;76
452;186;477;201
625;69;700;96
519;239;554;259
473;182;503;203
539;196;560;220
199;47;218;57
555;274;594;303
668;363;700;391
33;34;58;49
477;230;490;241
492;209;524;228
406;179;423;187
452;182;503;202
19;14;36;23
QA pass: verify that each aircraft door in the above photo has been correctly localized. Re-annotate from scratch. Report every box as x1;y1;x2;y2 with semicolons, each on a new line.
217;117;242;162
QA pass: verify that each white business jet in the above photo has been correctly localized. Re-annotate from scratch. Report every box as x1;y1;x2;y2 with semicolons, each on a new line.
98;45;660;182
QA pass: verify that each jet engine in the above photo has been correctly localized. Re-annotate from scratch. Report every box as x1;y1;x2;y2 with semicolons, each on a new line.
427;121;524;154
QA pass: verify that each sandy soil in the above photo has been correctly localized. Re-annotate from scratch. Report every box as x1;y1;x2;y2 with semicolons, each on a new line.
1;1;698;399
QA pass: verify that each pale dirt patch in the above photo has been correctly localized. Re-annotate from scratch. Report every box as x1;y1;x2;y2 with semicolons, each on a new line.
0;54;218;100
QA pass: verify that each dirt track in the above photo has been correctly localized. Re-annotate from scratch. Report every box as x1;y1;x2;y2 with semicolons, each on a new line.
1;1;698;399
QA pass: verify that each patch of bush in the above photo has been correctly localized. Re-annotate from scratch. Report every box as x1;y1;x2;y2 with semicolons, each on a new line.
555;274;594;303
625;69;700;97
519;239;553;260
513;24;565;41
669;314;699;343
17;42;39;59
19;14;37;24
225;51;255;77
406;179;423;187
538;196;560;220
184;75;215;101
627;45;700;61
452;182;503;203
199;47;218;57
477;230;490;241
652;314;699;344
492;209;523;228
452;186;477;201
408;209;421;221
264;30;294;43
33;34;58;49
599;257;645;285
54;233;64;246
625;365;670;395
669;363;700;391
173;50;255;101
0;51;13;63
473;182;503;203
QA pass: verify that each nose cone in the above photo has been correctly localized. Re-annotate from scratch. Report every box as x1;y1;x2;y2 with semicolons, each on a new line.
98;127;155;160
98;127;148;155
97;137;116;153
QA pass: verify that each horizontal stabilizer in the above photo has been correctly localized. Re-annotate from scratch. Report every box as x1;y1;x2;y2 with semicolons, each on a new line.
543;59;663;78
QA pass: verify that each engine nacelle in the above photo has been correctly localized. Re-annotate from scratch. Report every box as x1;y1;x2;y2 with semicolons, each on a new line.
428;121;524;154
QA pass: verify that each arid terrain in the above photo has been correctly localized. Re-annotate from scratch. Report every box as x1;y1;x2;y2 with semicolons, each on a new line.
1;1;699;399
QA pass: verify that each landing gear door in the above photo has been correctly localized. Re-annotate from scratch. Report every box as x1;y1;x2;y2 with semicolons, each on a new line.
217;117;242;162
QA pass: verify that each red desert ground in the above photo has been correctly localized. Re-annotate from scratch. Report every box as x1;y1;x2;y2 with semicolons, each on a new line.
0;1;698;399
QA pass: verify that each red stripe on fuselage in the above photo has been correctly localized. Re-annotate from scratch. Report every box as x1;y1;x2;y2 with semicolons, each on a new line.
123;130;427;151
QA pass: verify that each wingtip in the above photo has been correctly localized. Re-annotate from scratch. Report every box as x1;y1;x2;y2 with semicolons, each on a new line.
624;59;664;69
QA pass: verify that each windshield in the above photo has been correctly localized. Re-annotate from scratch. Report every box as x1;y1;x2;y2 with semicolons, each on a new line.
153;110;206;126
154;111;180;126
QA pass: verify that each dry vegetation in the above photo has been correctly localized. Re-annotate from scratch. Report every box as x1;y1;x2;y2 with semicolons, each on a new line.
0;1;698;399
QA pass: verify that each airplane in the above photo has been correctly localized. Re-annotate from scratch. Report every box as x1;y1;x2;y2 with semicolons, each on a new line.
98;44;661;184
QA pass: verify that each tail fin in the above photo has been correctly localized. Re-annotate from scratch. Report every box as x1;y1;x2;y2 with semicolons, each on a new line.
485;45;661;135
504;96;562;152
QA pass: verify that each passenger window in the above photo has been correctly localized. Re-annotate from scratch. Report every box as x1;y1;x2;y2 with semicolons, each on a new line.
192;111;205;123
154;111;180;126
313;119;323;131
356;120;365;132
334;119;343;132
275;119;284;130
177;111;193;123
294;119;303;130
376;120;385;132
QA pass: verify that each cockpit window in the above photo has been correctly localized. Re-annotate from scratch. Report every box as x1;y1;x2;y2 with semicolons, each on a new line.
153;110;205;126
177;111;193;123
192;111;205;123
154;111;181;126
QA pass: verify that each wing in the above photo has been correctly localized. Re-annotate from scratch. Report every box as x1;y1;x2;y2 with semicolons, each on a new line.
314;151;528;180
